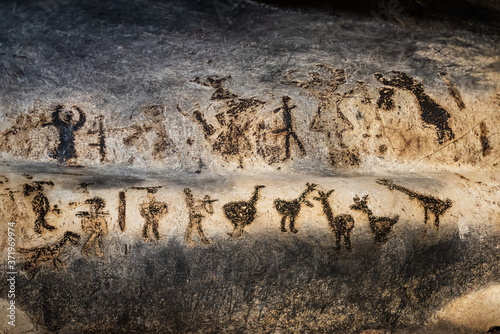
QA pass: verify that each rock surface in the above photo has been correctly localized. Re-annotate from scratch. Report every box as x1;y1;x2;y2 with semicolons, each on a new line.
0;0;499;333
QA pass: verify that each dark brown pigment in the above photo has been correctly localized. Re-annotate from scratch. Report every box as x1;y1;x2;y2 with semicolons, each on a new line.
223;185;265;238
274;183;316;233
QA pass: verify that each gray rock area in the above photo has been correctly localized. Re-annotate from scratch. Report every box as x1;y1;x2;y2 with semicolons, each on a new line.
0;0;499;333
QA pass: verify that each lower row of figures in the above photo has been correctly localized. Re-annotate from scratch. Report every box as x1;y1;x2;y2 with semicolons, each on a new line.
15;180;453;275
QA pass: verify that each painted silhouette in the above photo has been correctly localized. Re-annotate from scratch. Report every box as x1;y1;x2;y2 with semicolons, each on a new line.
376;179;452;227
23;181;56;234
88;115;107;162
138;187;169;241
350;195;399;244
274;183;316;233
272;96;306;161
77;197;109;257
223;185;265;238
282;64;359;167
183;188;217;245
45;105;86;163
374;71;455;144
118;191;126;232
313;189;355;251
18;231;81;276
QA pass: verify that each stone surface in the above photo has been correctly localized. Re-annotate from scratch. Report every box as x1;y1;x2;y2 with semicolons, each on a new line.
0;0;499;333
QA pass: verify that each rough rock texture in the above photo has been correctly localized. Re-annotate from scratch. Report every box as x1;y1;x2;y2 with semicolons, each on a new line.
0;0;499;333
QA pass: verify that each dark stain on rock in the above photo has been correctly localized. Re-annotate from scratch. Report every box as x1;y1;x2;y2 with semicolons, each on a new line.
376;179;452;228
44;105;86;164
135;187;168;241
76;182;94;194
440;72;466;110
223;185;265;238
313;189;355;251
51;205;62;215
351;195;399;244
23;173;33;180
192;76;237;100
479;121;492;156
193;110;215;138
378;144;387;155
186;138;194;146
118;191;126;232
377;87;395;111
274;183;316;234
375;71;455;144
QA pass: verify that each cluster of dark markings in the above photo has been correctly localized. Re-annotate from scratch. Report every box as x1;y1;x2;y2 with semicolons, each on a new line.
14;179;452;275
34;68;468;168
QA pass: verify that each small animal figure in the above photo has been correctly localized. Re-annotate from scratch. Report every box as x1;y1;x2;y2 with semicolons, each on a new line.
184;188;218;245
18;231;81;275
223;185;266;238
274;183;316;233
376;179;452;228
313;189;355;251
350;195;399;244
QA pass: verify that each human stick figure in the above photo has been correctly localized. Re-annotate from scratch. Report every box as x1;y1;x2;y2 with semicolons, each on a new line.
77;197;109;257
44;105;86;163
23;181;56;234
183;188;218;245
133;187;169;242
272;96;306;161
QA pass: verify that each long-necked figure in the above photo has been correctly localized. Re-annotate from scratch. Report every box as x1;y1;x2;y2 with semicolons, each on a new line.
24;181;56;234
139;187;168;242
78;197;108;257
46;105;86;163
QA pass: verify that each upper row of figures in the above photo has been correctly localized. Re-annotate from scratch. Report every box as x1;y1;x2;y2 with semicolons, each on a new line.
2;66;494;168
4;177;453;273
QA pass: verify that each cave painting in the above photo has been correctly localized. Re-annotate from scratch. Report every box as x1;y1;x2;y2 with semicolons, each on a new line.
44;105;86;164
223;185;265;238
272;96;306;161
282;64;359;167
374;71;455;144
376;179;452;227
274;183;316;234
350;194;399;244
183;188;217;245
136;187;169;242
88;115;107;162
191;76;266;167
18;231;81;276
77;197;109;257
313;189;355;251
23;181;57;234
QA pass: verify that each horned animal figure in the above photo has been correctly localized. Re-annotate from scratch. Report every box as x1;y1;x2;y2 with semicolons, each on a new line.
223;185;266;238
313;189;355;251
376;179;452;228
274;183;316;233
350;195;399;244
18;231;81;276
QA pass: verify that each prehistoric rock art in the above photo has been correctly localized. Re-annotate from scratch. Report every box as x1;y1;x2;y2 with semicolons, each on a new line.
44;105;86;164
191;76;266;167
374;71;455;144
223;185;265;238
274;183;316;233
480;121;493;156
376;179;452;227
350;194;399;244
118;191;126;232
440;72;466;110
272;96;306;161
183;188;217;245
313;189;355;251
377;87;396;111
136;187;169;241
77;197;109;257
122;105;176;160
23;181;56;234
18;231;81;275
88;115;107;162
282;64;359;167
76;182;94;194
